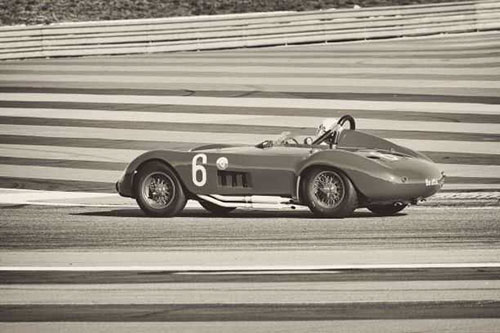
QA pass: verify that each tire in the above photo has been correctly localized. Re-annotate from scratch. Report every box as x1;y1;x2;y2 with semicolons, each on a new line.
199;200;235;215
135;161;187;217
302;168;358;218
368;203;407;216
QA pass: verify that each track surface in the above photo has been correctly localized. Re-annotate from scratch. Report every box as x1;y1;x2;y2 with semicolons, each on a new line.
1;30;500;331
1;205;499;250
1;205;500;331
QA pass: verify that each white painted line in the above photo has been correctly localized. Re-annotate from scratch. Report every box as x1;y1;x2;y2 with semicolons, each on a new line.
0;188;115;196
3;321;500;332
2;74;500;89
438;163;500;178
413;206;500;210
1;108;499;135
14;55;498;65
0;189;203;208
0;202;137;208
442;183;500;191
389;139;500;155
0;189;117;203
0;189;129;207
0;144;144;163
3;281;499;305
1;93;499;115
0;201;202;208
0;165;121;183
174;270;338;275
1;263;500;271
2;249;498;268
4;64;500;75
0;124;266;145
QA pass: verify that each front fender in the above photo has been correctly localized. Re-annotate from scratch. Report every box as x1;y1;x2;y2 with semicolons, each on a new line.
117;150;191;198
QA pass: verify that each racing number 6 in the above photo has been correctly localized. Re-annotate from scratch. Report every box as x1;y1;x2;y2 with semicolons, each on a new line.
192;153;207;187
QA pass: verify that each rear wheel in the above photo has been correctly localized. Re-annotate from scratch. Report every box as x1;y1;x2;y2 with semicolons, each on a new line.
303;168;358;218
135;161;187;217
199;200;235;215
368;203;407;216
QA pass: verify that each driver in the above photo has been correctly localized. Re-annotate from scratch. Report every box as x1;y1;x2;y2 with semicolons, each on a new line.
315;118;338;142
274;131;296;145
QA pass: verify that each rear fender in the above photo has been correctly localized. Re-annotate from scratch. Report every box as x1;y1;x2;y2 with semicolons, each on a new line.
296;150;395;203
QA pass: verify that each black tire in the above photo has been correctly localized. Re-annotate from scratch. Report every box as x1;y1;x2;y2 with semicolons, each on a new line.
199;200;235;215
368;203;407;216
302;168;358;218
135;161;187;217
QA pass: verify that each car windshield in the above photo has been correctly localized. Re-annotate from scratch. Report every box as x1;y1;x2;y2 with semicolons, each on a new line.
274;131;299;145
256;131;313;149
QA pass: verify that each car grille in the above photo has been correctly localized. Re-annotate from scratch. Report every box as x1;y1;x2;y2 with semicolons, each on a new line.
217;171;251;188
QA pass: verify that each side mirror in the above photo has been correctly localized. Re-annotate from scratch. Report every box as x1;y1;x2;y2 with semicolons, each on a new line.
303;137;313;145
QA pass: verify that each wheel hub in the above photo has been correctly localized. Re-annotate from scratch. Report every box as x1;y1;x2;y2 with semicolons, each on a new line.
143;172;175;208
312;171;345;209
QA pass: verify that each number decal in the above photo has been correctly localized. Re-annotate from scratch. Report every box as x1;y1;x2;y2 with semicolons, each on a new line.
192;153;207;187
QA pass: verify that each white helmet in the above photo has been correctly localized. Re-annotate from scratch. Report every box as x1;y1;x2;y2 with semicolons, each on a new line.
316;118;338;138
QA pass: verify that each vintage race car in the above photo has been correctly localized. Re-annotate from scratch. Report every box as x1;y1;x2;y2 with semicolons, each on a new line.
116;115;445;217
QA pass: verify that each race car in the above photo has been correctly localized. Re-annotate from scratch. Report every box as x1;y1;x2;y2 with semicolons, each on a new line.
116;115;445;218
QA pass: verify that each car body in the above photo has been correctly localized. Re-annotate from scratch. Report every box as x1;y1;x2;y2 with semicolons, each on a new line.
116;115;445;217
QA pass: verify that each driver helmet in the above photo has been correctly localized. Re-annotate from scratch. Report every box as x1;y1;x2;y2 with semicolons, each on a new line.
316;118;338;138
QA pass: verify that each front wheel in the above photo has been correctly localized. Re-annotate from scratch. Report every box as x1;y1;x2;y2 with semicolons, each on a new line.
135;161;187;217
302;168;358;218
368;203;407;216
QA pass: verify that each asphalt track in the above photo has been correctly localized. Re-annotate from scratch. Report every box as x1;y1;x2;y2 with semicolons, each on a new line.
2;204;500;251
1;29;500;331
1;204;500;331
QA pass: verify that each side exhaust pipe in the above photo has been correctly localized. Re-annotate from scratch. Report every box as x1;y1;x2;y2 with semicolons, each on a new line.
198;194;297;209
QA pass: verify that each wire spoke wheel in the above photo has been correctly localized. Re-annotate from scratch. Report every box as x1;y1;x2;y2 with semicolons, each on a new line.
142;172;175;209
303;168;357;218
135;161;187;217
311;171;345;209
